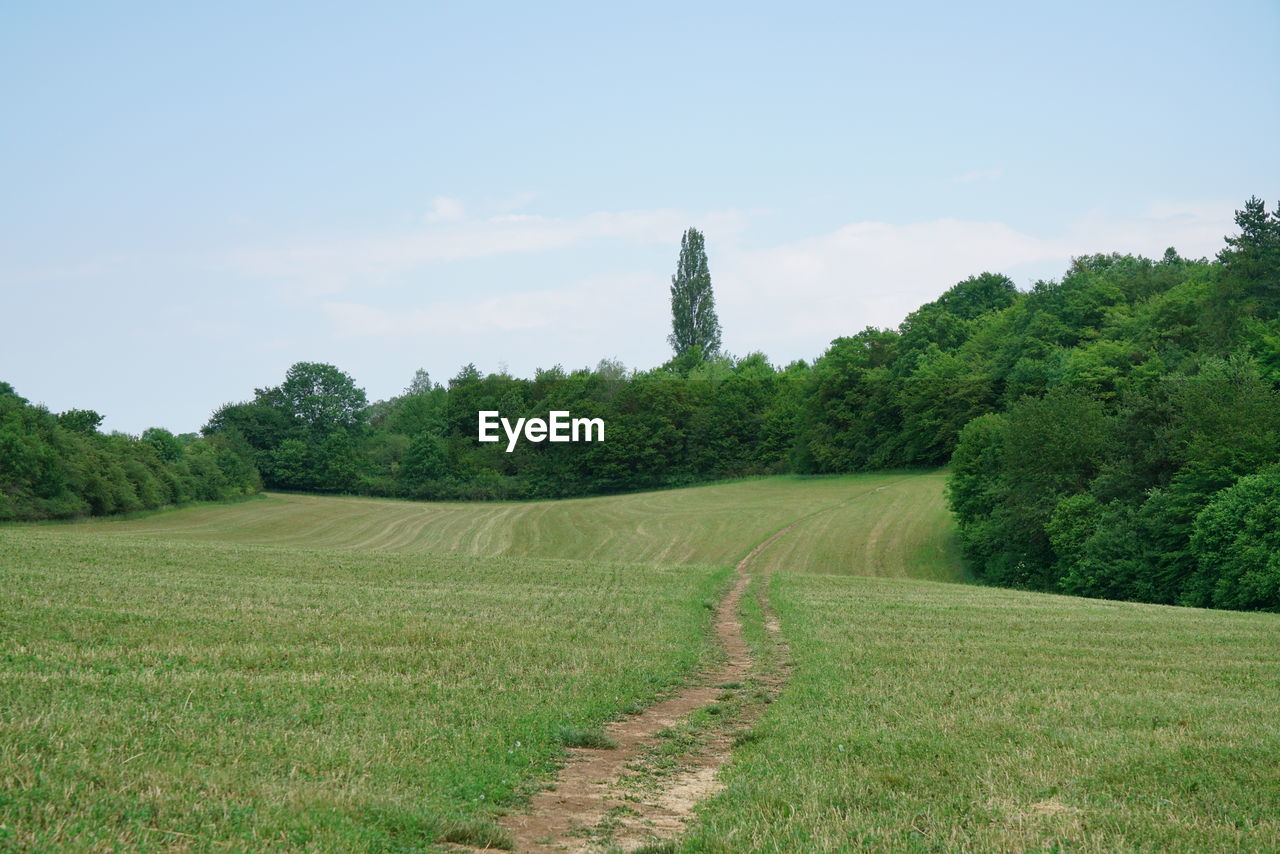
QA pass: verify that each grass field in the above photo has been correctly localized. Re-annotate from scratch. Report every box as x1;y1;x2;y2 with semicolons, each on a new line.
686;576;1280;852
81;473;962;578
0;532;725;851
3;472;1278;852
746;473;962;581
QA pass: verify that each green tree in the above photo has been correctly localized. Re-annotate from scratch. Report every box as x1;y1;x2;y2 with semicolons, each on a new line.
57;409;104;435
267;362;368;433
1215;196;1280;327
947;389;1110;590
1188;468;1280;611
797;328;901;472
668;227;722;359
404;368;435;396
401;433;448;487
142;427;184;462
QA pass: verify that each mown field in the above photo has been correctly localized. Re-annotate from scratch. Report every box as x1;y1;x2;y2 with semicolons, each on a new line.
0;474;950;851
81;473;961;577
3;472;1278;852
0;531;726;851
686;576;1280;852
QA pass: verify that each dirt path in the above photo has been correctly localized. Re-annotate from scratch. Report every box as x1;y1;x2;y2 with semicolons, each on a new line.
495;484;905;852
500;523;800;853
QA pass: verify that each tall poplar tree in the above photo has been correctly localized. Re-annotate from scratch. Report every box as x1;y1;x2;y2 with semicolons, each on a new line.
668;227;723;358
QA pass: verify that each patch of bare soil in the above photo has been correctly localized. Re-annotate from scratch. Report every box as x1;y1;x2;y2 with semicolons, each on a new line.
499;524;797;853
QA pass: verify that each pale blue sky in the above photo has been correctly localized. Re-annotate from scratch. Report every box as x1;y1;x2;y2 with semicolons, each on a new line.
2;1;1277;433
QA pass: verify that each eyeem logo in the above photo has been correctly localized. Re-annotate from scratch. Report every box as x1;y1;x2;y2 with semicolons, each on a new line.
478;410;605;452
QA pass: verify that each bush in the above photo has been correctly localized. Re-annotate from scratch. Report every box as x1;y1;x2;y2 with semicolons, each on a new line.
1187;469;1280;611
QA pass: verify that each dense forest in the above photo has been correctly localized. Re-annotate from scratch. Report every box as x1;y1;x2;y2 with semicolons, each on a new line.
4;199;1276;610
946;198;1280;612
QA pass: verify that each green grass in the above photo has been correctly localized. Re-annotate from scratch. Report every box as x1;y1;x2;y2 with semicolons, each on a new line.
4;473;951;851
0;531;724;851
746;472;962;580
4;471;1277;852
682;574;1280;852
556;726;619;750
75;473;962;579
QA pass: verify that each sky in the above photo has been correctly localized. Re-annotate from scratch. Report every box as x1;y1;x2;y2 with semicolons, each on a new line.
2;0;1278;434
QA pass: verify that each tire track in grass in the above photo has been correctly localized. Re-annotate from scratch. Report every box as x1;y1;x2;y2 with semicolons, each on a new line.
498;529;773;853
497;482;904;853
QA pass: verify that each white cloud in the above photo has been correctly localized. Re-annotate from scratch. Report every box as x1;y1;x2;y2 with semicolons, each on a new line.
229;205;750;298
714;200;1237;361
717;218;1049;350
221;197;1239;372
321;272;664;339
1061;201;1231;261
424;195;465;223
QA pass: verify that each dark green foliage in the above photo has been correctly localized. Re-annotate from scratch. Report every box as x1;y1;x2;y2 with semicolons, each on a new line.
1187;468;1280;611
0;384;259;521
142;427;184;462
401;433;447;486
797;327;902;472
204;362;370;494
796;274;1020;472
57;408;104;435
937;271;1019;319
949;391;1109;591
271;361;368;431
946;199;1280;610
210;357;804;501
1211;196;1280;339
668;227;722;359
205;401;295;452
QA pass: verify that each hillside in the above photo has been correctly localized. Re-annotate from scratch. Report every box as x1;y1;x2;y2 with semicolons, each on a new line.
2;472;1277;852
688;573;1280;851
82;473;962;579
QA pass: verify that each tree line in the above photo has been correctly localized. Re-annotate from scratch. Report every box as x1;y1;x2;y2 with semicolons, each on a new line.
4;203;1276;610
0;384;259;521
946;198;1280;611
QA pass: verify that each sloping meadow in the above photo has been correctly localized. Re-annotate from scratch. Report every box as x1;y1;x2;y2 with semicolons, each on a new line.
5;473;1275;851
71;473;963;575
685;574;1280;852
0;529;724;850
0;473;958;850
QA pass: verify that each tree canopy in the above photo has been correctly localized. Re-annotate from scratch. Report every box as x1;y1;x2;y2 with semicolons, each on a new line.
0;384;259;521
